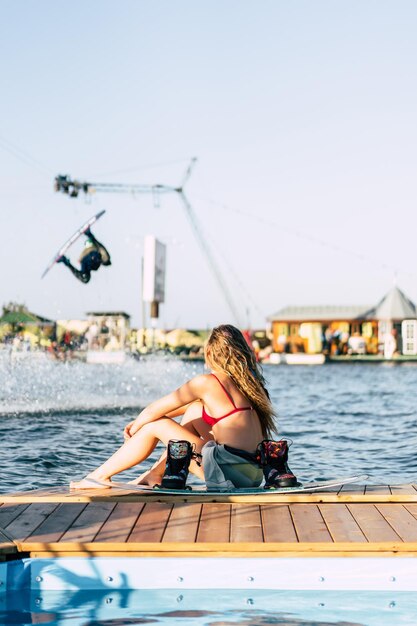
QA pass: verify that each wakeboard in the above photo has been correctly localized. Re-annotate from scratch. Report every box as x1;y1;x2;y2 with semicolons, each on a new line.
101;474;368;496
41;210;106;278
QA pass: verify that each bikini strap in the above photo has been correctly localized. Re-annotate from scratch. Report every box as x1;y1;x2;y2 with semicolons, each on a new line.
210;373;236;408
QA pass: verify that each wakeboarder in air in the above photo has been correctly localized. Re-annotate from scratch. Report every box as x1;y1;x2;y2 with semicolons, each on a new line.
41;210;111;282
58;228;111;284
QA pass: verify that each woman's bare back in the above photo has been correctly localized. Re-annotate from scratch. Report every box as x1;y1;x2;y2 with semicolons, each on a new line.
201;372;263;452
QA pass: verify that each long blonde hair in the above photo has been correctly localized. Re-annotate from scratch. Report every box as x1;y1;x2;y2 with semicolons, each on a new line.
204;324;276;438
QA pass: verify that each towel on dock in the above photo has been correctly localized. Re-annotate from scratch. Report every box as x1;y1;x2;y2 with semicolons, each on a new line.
201;440;263;491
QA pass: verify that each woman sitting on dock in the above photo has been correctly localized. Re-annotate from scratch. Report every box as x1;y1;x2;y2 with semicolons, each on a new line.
71;324;297;491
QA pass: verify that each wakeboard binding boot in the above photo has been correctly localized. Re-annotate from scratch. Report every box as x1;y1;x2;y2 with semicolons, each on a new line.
257;439;298;489
160;439;194;490
57;255;71;266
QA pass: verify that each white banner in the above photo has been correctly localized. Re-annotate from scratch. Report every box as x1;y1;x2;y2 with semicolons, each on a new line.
142;235;166;303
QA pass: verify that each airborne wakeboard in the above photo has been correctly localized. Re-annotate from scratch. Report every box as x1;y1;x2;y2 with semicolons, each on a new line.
41;210;106;278
96;474;368;496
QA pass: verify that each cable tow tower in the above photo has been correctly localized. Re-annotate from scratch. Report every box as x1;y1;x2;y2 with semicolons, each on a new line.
54;159;243;327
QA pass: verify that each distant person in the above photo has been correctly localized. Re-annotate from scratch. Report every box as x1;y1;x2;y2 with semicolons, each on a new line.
332;329;342;355
383;329;397;359
322;327;333;354
347;332;367;355
277;332;288;353
85;322;99;350
58;229;111;284
339;330;350;355
70;324;298;492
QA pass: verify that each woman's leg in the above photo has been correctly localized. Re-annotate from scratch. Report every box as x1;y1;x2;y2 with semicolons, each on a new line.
131;402;213;486
129;450;168;486
71;417;205;488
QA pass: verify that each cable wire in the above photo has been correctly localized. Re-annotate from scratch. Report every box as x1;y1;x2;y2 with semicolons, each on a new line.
0;133;53;176
195;194;416;280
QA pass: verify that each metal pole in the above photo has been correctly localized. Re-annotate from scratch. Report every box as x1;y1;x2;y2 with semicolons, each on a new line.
179;190;243;327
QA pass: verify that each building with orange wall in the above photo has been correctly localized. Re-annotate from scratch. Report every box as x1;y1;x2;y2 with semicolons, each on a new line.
268;287;416;356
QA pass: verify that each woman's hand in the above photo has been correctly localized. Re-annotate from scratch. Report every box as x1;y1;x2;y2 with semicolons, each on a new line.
123;419;139;440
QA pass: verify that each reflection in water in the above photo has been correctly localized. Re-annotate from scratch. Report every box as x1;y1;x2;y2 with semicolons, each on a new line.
3;588;417;625
0;353;416;491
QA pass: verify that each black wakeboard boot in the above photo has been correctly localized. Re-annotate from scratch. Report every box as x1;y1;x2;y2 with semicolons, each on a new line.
257;439;298;489
160;440;194;490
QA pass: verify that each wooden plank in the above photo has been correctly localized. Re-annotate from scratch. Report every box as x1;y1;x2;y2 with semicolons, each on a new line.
25;543;416;556
261;504;298;542
390;484;417;494
231;504;263;542
128;503;173;542
405;504;417;521
162;503;202;543
0;503;30;527
338;483;366;494
59;502;115;542
0;525;18;555
21;540;417;557
290;504;333;542
196;503;231;543
0;528;15;544
319;504;367;543
376;504;417;542
94;502;145;543
365;485;391;495
347;504;402;542
25;503;87;543
4;503;59;542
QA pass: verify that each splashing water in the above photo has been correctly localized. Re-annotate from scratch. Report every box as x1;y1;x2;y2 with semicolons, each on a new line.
0;350;203;416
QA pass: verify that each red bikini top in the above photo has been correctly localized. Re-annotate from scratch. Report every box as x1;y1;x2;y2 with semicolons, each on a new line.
202;373;252;426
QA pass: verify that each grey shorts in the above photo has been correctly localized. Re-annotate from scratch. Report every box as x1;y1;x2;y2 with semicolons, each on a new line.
202;441;263;490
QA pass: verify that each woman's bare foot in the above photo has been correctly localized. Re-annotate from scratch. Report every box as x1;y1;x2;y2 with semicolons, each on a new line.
128;468;163;487
70;475;113;490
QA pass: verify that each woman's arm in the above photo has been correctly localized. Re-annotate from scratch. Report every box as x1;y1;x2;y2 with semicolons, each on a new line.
164;402;196;418
123;401;198;439
125;375;207;437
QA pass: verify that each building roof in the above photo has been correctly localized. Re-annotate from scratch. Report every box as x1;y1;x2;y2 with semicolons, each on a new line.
86;311;131;319
268;305;369;322
363;286;416;320
0;305;53;326
268;286;417;323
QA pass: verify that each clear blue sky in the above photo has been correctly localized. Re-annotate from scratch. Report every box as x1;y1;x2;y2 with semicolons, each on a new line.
1;0;417;329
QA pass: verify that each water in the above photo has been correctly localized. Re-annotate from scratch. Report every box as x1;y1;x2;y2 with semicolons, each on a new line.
2;589;417;625
0;351;416;491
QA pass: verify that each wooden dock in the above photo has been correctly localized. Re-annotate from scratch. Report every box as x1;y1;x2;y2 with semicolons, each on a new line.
1;483;417;561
